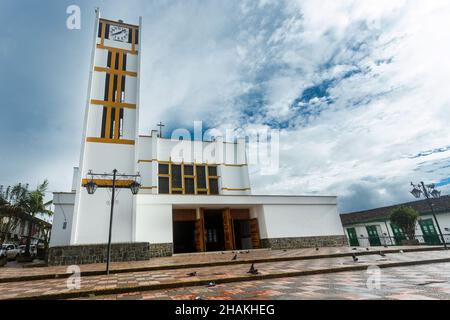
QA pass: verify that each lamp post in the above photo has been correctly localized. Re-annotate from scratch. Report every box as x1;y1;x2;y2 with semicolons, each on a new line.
410;181;447;249
84;169;141;274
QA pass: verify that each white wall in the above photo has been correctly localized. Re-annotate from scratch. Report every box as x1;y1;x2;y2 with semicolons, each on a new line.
75;188;134;244
50;193;75;247
134;203;173;244
261;204;344;239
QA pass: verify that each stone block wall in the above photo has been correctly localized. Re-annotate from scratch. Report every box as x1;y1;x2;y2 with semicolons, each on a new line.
261;235;348;250
48;242;173;266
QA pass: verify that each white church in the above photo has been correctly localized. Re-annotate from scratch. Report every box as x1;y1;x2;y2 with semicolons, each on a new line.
49;13;345;265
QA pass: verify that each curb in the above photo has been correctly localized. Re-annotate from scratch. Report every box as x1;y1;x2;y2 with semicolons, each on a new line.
9;255;450;300
0;246;444;284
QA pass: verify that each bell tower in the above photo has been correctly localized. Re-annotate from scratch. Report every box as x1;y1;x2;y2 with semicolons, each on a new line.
70;10;142;244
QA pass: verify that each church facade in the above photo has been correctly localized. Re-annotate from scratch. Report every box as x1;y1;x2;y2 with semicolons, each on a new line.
49;13;346;265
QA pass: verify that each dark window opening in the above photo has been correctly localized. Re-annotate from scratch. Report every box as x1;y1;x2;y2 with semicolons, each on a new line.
105;23;110;39
184;165;193;176
104;74;110;101
158;177;169;194
100;106;107;138
122;54;127;71
112;75;118;102
128;28;133;43
208;166;217;176
185;178;195;194
98;22;103;37
209;179;219;195
159;164;169;174
172;165;182;189
120;76;126;102
119;108;124;138
109;107;116;138
107;51;112;68
196;166;206;189
135;29;139;44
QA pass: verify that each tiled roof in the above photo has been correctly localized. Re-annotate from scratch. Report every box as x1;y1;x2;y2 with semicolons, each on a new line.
340;195;450;226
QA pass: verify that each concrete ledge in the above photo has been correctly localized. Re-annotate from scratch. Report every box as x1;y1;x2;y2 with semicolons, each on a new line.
48;242;172;266
262;235;348;249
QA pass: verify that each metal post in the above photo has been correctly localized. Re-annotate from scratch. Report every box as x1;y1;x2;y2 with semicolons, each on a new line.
106;169;117;274
421;182;447;250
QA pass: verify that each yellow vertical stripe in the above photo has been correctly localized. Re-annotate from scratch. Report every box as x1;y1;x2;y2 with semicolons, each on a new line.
101;22;106;46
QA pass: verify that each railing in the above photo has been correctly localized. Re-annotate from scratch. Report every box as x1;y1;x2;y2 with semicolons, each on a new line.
349;234;450;247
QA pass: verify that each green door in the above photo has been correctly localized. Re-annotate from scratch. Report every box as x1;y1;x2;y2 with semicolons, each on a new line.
419;219;441;245
391;224;406;245
347;228;359;247
366;225;381;246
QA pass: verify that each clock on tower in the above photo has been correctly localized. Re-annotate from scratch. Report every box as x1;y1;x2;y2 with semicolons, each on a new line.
109;25;130;42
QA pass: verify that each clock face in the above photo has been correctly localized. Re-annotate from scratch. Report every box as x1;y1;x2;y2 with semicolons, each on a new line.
109;25;129;43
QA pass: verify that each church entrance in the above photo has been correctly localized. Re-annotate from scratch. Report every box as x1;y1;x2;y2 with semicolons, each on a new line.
233;220;253;250
173;221;196;253
172;208;261;254
203;210;225;252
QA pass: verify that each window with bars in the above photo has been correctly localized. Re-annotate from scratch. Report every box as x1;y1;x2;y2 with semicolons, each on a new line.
157;163;220;195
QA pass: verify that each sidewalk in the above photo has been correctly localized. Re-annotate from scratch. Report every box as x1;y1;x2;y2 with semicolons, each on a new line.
1;248;450;300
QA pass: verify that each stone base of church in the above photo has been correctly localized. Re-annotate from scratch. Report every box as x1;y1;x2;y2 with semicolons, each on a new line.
149;243;173;258
261;235;348;250
48;242;173;266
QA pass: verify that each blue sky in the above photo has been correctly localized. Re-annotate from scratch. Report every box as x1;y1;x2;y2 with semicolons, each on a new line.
1;0;449;213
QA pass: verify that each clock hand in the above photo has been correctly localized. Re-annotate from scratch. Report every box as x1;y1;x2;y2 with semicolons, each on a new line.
111;30;125;36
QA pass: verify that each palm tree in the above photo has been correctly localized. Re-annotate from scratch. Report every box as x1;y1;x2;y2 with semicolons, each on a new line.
0;184;29;244
21;180;53;257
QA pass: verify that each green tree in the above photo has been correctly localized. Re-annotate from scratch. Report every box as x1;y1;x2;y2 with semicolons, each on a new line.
21;180;53;257
389;205;420;240
0;184;29;244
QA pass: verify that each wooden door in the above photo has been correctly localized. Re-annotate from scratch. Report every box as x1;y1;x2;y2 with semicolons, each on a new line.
346;228;359;247
390;224;406;245
195;210;205;252
366;225;381;246
249;218;261;249
222;209;234;250
419;219;441;245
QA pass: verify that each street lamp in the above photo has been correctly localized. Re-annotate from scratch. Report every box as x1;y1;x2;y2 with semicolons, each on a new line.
410;181;447;249
84;169;141;274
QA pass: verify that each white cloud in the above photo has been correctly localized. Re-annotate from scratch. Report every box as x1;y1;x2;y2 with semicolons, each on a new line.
103;0;450;212
3;1;449;213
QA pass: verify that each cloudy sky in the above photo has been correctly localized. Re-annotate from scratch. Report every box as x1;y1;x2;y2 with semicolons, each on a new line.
1;0;449;213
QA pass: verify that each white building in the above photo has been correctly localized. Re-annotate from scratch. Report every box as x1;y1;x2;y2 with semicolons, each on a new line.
49;13;345;265
340;195;450;247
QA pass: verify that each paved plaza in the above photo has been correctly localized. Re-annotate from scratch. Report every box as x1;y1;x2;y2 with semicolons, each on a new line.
0;247;449;299
86;262;450;300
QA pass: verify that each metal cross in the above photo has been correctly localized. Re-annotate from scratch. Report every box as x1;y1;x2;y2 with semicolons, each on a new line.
157;121;165;138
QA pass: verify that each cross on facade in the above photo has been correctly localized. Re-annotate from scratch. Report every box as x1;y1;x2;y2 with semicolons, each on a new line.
157;122;165;138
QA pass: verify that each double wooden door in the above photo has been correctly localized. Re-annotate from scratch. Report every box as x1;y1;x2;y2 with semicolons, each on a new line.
194;208;261;252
